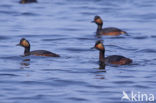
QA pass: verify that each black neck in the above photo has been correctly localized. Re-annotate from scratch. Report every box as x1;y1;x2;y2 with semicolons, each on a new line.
99;50;105;69
96;24;103;34
99;50;105;63
24;46;30;56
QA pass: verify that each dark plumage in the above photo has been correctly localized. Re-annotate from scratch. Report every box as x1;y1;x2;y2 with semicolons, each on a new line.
92;16;127;36
30;50;59;57
105;55;132;65
19;0;37;4
17;38;60;57
93;40;132;65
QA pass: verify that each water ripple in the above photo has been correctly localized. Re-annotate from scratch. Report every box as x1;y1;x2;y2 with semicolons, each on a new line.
0;0;156;103
136;49;156;53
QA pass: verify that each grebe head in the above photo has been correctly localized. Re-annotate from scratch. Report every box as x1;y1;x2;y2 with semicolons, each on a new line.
94;40;105;51
92;16;103;25
16;38;30;48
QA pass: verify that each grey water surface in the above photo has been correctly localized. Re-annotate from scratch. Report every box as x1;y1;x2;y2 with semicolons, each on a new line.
0;0;156;103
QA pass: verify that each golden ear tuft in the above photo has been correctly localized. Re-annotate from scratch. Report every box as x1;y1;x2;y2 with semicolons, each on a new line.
21;40;29;47
95;18;103;24
96;43;104;50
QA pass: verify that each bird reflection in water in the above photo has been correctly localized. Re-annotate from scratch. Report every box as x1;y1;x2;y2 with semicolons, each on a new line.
20;58;30;69
94;62;106;79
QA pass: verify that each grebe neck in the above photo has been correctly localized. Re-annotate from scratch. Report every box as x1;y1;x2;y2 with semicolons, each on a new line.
96;24;103;34
99;50;105;69
99;50;105;63
24;46;30;56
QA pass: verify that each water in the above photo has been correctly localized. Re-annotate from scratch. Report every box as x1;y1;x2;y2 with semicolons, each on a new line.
0;0;156;103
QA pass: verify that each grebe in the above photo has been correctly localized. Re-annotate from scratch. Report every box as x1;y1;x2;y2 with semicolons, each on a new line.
19;0;37;4
17;38;60;57
93;40;132;65
92;16;127;36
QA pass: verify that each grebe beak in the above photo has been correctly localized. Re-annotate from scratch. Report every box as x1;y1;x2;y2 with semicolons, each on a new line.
91;21;95;23
90;47;95;49
16;44;21;46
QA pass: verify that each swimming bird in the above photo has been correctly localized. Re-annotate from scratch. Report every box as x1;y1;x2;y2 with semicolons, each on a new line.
92;40;132;65
17;38;60;57
19;0;37;4
92;16;127;36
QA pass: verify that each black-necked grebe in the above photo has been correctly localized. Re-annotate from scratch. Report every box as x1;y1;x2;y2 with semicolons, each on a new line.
93;40;132;65
19;0;37;4
17;38;60;57
92;16;127;36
